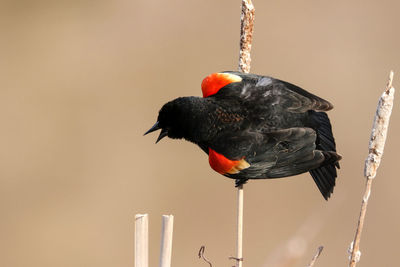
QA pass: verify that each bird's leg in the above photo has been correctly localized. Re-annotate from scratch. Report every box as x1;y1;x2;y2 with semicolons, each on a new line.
235;178;248;187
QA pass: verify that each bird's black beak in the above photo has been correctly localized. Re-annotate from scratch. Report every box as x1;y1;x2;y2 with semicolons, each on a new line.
144;121;168;143
156;129;168;143
144;121;161;135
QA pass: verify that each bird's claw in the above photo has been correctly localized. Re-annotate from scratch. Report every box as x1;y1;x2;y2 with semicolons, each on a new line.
235;179;248;187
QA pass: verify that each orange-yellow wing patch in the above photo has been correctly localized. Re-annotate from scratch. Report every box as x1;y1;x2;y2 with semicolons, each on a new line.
201;73;242;98
208;148;250;175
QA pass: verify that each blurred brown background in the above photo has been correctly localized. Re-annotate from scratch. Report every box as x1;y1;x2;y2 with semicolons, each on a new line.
1;0;399;266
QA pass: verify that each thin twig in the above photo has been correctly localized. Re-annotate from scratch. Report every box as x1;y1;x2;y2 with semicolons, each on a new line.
236;184;244;267
198;246;213;267
307;246;324;267
348;71;395;267
236;1;255;267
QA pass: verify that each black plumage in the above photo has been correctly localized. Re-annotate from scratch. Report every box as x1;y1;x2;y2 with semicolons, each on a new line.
145;71;341;200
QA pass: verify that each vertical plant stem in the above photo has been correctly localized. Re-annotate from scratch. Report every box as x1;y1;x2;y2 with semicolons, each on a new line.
236;185;244;267
236;1;255;266
135;214;149;267
160;215;174;267
349;71;395;267
239;0;255;74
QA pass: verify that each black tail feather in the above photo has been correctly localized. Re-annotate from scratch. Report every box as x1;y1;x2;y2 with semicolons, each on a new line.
310;167;334;200
309;111;341;200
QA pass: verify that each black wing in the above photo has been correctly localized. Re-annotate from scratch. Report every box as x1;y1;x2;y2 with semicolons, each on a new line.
216;127;324;179
202;72;340;199
214;71;333;112
212;126;340;200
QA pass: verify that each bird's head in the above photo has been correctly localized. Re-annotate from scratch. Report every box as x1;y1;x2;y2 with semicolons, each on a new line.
144;98;194;143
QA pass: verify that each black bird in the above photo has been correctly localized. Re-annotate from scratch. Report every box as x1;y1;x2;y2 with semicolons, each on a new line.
145;71;341;200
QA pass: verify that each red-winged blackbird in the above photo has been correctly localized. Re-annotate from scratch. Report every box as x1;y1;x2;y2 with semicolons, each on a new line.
145;72;341;200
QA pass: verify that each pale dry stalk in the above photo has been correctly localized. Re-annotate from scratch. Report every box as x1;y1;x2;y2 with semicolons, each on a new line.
235;1;255;267
135;214;149;267
349;71;395;267
235;185;244;267
160;215;174;267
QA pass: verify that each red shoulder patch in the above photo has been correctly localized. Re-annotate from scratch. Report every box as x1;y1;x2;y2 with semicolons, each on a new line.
201;73;242;98
208;148;250;175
